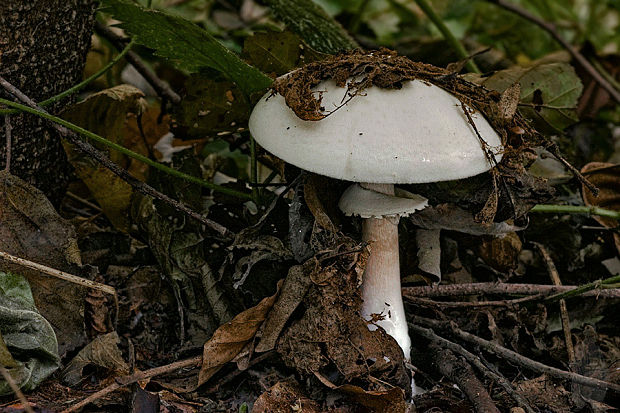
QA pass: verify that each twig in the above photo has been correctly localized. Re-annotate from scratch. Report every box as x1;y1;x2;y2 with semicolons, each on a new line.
404;293;547;308
0;251;116;296
541;143;598;196
3;115;11;172
414;0;481;74
0;366;35;413
402;282;620;299
544;273;620;302
410;324;535;413
412;316;620;394
204;351;275;393
65;191;103;213
0;39;136;116
94;22;182;104
533;243;576;367
487;0;620;103
0;78;236;239
62;355;202;413
531;204;619;219
428;343;500;413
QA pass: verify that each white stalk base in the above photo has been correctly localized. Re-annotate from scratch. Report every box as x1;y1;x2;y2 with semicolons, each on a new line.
360;183;412;360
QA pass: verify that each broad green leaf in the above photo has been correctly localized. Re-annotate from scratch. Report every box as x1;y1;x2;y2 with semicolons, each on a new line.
101;0;273;96
243;31;327;76
467;60;583;132
0;272;59;395
264;0;358;54
172;75;250;139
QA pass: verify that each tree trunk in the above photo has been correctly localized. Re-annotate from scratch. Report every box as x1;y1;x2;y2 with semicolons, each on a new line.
0;0;98;205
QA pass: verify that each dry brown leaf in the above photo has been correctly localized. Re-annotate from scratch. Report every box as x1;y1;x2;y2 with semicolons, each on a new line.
197;281;281;386
498;82;521;122
478;232;523;272
580;162;620;253
314;371;406;413
253;378;321;413
277;242;411;394
62;332;129;386
255;261;314;353
304;174;339;233
0;171;84;356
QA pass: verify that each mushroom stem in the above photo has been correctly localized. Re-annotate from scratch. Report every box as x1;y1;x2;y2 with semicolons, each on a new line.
360;183;412;360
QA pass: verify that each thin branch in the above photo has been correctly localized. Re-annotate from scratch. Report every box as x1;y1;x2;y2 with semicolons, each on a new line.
0;251;116;296
402;282;620;299
94;22;182;104
429;343;500;413
414;0;481;74
531;204;620;219
0;366;35;413
62;356;202;413
65;191;103;213
404;293;547;308
0;39;136;116
487;0;620;103
410;324;535;413
3;115;11;172
0;78;235;239
533;242;576;368
204;351;275;394
412;316;620;394
545;274;620;302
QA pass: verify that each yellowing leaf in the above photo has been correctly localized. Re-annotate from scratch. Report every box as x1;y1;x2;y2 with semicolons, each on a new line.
314;371;406;413
62;85;149;231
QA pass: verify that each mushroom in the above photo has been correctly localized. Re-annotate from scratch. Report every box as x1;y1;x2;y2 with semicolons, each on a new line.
249;78;503;360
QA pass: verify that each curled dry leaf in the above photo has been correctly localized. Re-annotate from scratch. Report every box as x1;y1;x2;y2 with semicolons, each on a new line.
197;280;282;387
253;378;321;413
255;261;314;353
580;162;620;253
314;371;406;413
62;332;129;386
478;232;523;272
277;240;411;395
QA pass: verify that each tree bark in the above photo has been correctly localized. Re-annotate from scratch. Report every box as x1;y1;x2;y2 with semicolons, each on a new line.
0;0;98;204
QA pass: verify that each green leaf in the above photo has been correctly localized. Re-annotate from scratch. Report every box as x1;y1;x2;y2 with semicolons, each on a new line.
101;0;273;96
243;31;327;76
172;75;250;139
264;0;358;54
467;59;583;132
0;272;59;395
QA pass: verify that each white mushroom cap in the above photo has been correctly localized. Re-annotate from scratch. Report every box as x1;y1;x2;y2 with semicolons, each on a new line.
249;78;503;184
339;184;428;218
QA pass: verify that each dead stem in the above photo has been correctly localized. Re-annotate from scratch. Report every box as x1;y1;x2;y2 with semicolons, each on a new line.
410;323;535;413
412;316;620;394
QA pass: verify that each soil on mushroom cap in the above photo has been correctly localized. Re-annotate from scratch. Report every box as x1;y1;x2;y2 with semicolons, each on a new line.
272;49;556;223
